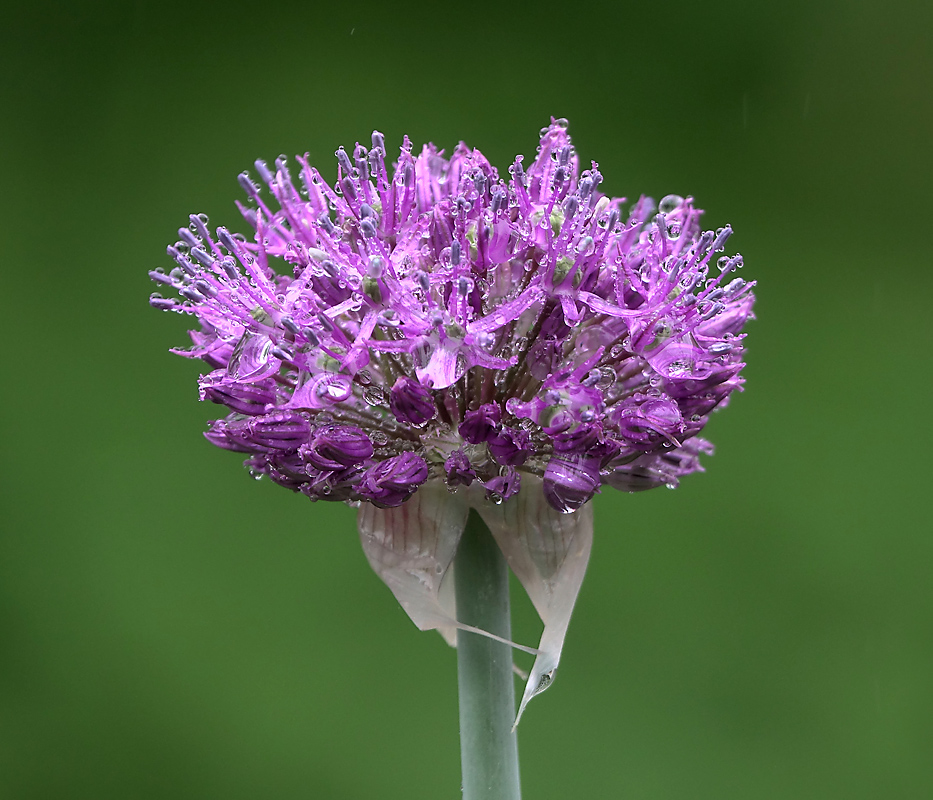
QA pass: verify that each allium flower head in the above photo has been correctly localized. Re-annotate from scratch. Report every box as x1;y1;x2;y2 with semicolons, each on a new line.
151;119;754;721
151;119;753;512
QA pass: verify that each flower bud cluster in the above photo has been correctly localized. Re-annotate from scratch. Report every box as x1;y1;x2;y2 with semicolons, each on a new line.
152;119;754;512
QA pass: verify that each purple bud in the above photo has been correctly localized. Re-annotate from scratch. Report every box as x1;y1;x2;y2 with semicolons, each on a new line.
302;424;374;471
543;454;601;513
204;418;253;453
488;427;534;466
604;463;667;492
552;424;600;454
484;470;521;503
246;413;311;450
617;399;683;447
444;450;476;487
389;377;435;425
358;452;429;507
202;380;275;416
458;403;502;444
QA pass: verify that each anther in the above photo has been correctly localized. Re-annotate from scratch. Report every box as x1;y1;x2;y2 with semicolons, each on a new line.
189;214;211;241
712;225;733;252
180;286;205;303
336;147;354;176
254;159;274;185
149;293;176;310
724;278;747;297
318;214;336;235
177;228;200;248
237;172;259;197
191;247;214;267
149;269;174;286
694;231;714;257
221;259;239;281
195;280;217;298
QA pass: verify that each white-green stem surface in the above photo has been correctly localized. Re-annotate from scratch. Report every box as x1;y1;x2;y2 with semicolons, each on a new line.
455;510;522;800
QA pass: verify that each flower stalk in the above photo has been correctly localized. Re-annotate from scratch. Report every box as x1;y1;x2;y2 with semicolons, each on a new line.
455;510;522;800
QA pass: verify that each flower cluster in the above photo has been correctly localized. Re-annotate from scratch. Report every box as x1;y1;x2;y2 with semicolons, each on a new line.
151;119;754;513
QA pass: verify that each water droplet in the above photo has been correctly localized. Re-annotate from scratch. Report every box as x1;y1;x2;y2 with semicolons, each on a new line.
658;195;684;214
364;387;388;406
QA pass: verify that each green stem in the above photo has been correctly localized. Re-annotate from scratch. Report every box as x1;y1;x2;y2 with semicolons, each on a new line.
455;510;522;800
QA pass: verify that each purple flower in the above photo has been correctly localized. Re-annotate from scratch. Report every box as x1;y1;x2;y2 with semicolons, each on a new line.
152;119;754;513
357;452;429;507
444;450;476;487
458;404;501;444
488;427;534;466
483;470;521;504
389;376;435;426
302;424;374;471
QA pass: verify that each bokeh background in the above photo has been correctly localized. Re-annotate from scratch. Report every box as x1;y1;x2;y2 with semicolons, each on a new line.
2;0;931;797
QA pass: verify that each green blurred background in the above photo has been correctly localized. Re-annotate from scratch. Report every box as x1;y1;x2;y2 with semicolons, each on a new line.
2;0;931;797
